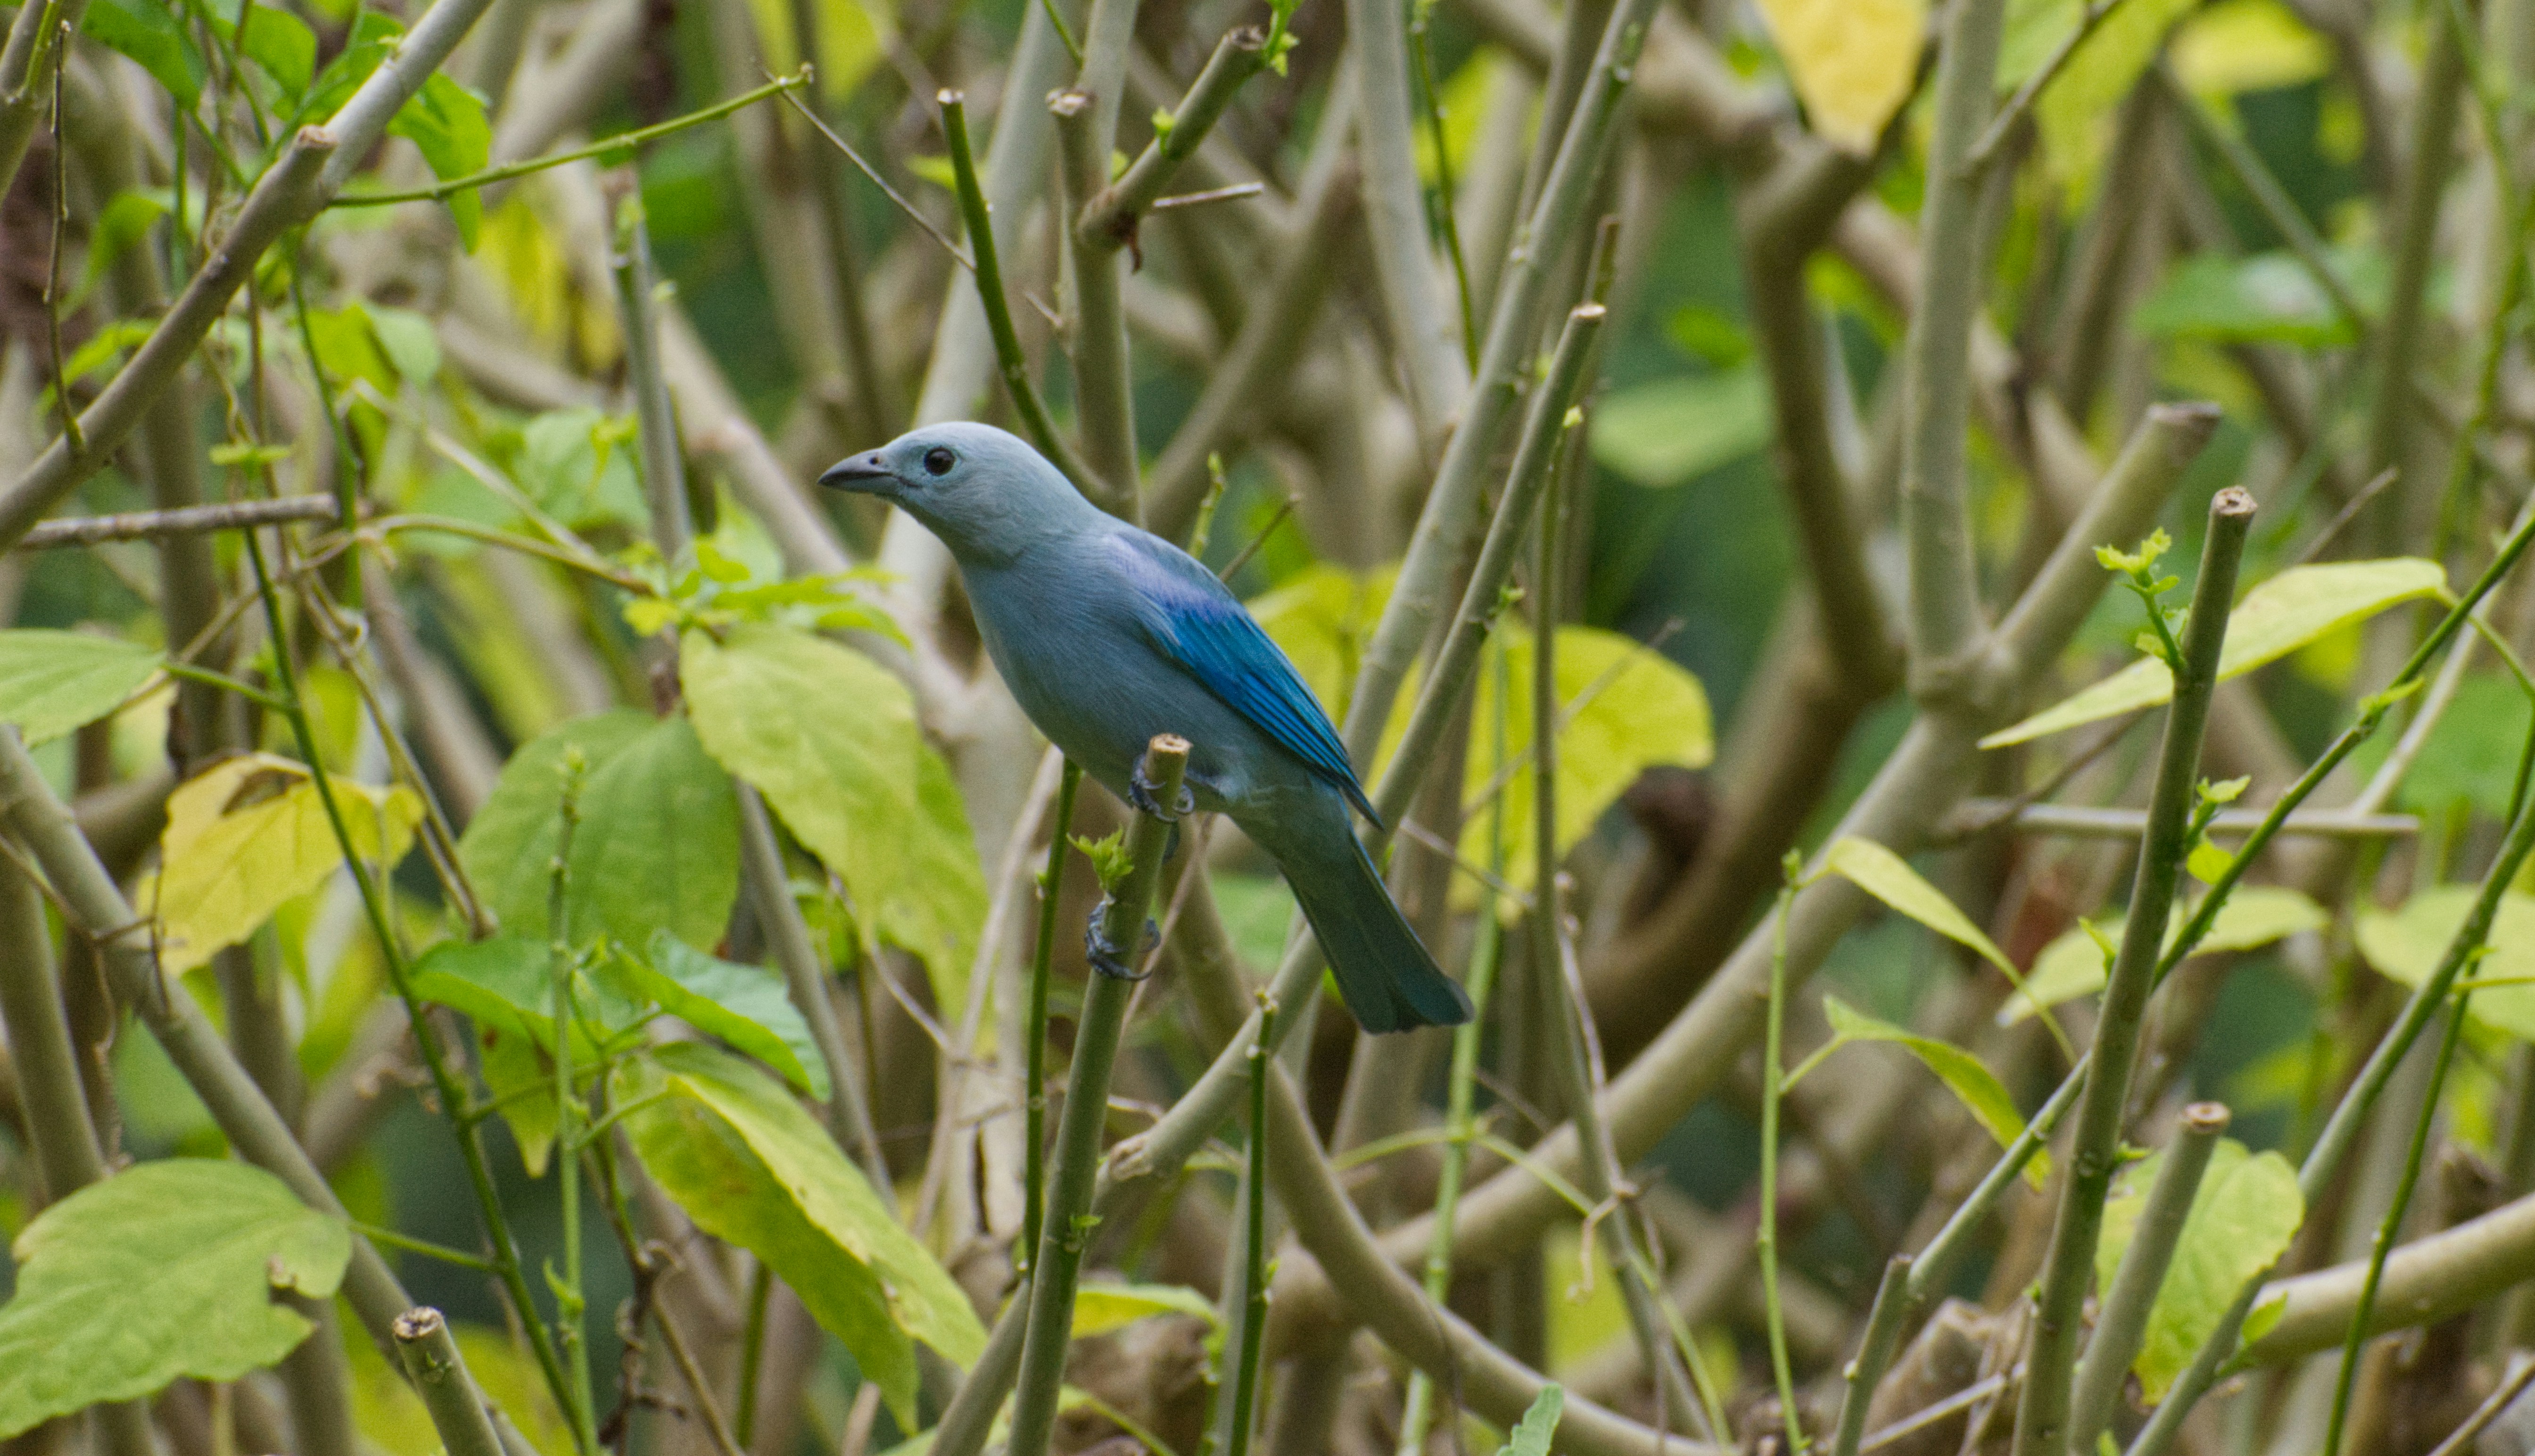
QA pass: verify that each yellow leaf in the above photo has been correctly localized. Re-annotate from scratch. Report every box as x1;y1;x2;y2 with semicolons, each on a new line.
2172;0;2329;98
149;755;422;973
2031;0;2199;185
1754;0;1926;153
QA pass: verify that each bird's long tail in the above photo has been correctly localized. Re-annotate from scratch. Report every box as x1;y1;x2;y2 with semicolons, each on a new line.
1279;828;1473;1034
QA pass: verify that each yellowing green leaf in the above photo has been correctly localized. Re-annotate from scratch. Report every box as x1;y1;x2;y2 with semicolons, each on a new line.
0;630;163;746
681;624;985;1018
1822;836;2012;971
150;754;421;973
2358;887;2535;1042
1753;0;1925;152
2000;887;2327;1024
1458;625;1712;904
0;1160;349;1436
1500;1384;1565;1456
617;1045;987;1426
1254;567;1711;905
1071;1282;1219;1338
2094;1138;2300;1400
1982;559;2451;747
1822;995;2048;1186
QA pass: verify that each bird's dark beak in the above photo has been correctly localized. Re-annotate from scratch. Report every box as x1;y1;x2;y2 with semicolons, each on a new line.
818;453;896;494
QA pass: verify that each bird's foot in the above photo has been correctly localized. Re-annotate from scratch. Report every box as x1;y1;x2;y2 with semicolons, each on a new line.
1085;901;1160;980
1128;762;1196;823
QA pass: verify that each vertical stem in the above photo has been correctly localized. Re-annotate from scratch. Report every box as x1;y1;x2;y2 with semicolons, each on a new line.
785;0;900;443
1049;90;1140;513
1346;0;1470;450
1024;760;1085;1273
937;90;1108;503
1223;995;1277;1456
0;849;106;1199
1395;656;1511;1456
394;1308;507;1456
1759;871;1806;1451
547;756;597;1452
2322;992;2479;1455
2013;488;2255;1456
2362;10;2466;552
1899;0;2010;683
2068;1102;2230;1456
732;1262;773;1448
611;192;692;549
1005;736;1189;1456
1528;416;1706;1440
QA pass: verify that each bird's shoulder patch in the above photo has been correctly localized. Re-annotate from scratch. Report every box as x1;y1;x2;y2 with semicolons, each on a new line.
1109;532;1378;822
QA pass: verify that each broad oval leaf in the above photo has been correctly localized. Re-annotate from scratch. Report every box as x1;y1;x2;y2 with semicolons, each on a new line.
680;624;986;1019
2093;1138;2301;1401
1999;887;2329;1024
616;1044;987;1427
2357;887;2535;1042
0;629;164;747
1822;837;2012;972
1982;559;2451;748
411;935;645;1176
458;709;741;954
0;1160;350;1436
151;754;421;973
1753;0;1924;153
1588;369;1773;489
1821;995;2048;1187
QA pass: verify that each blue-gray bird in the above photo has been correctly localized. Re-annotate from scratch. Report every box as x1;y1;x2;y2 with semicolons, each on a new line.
820;423;1472;1033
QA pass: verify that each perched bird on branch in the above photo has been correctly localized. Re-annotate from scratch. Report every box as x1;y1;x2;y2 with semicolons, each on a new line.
820;422;1472;1033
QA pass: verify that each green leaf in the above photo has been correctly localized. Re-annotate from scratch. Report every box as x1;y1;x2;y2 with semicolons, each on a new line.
0;1160;350;1435
82;0;206;105
511;408;649;532
387;73;492;248
681;624;987;1017
614;930;829;1101
2000;887;2328;1024
71;190;172;310
150;754;422;973
1821;836;2014;972
1982;559;2452;747
458;709;741;954
617;1045;988;1426
477;1014;562;1176
2132;251;2372;348
0;629;162;746
1588;368;1773;488
234;4;316;95
365;305;443;385
2358;887;2535;1042
2028;0;2197;182
1823;995;2047;1187
1071;1282;1220;1338
298;11;404;121
2094;1138;2301;1401
1497;1384;1564;1456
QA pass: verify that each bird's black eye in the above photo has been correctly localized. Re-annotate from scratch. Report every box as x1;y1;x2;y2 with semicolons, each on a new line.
922;446;957;476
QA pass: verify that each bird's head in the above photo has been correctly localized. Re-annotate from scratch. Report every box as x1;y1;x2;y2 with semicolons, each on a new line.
818;422;1092;564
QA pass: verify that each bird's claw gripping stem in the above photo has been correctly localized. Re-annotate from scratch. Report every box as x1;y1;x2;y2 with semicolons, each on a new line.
1129;761;1196;822
1086;900;1160;980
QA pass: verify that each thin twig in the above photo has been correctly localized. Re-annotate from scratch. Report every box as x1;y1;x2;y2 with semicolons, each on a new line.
14;494;342;547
